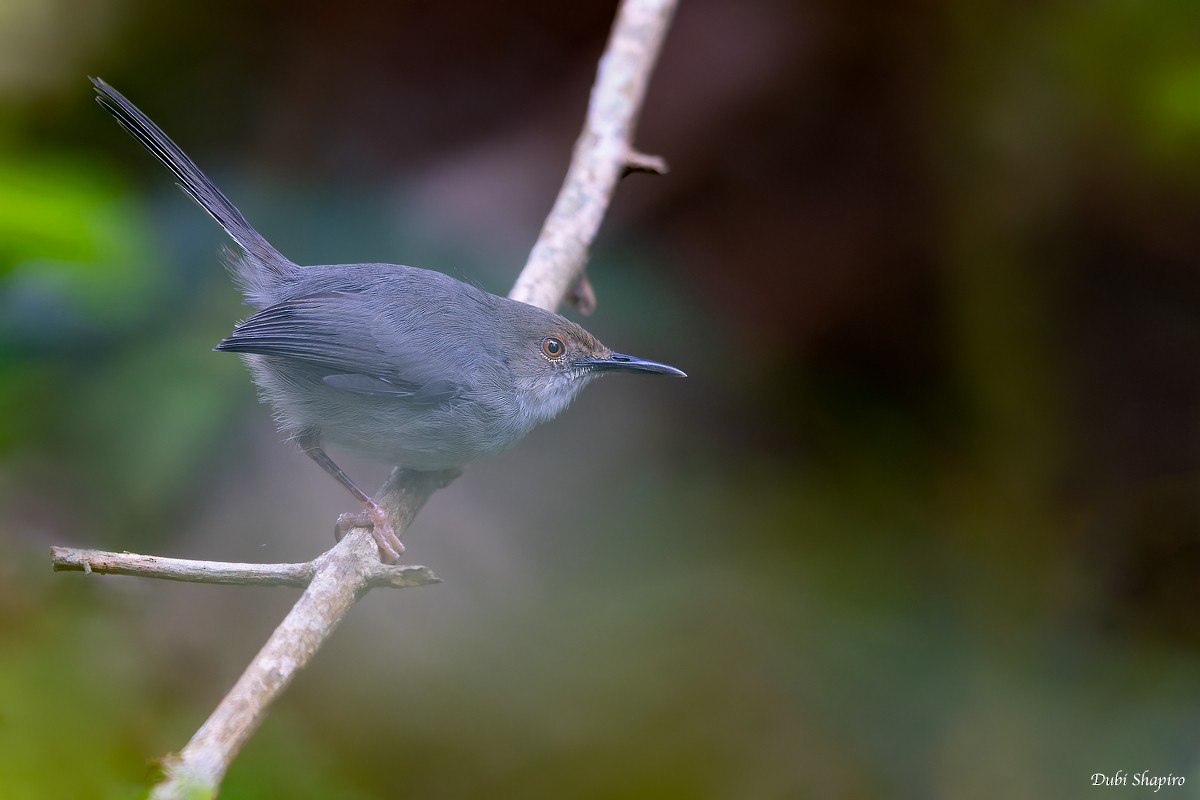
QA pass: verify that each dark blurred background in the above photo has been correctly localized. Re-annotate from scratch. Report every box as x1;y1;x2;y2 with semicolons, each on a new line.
3;0;1200;797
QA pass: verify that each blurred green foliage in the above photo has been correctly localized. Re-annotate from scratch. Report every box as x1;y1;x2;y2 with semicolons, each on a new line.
0;152;248;540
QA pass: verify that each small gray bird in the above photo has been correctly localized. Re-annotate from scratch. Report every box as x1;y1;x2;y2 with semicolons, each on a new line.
92;78;685;562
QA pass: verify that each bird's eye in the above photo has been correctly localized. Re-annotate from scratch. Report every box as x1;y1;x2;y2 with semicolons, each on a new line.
541;336;565;359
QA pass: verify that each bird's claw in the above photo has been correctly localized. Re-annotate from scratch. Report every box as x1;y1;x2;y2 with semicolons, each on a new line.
334;504;404;564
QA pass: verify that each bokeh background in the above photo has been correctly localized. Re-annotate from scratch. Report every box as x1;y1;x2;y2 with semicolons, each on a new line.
3;0;1200;797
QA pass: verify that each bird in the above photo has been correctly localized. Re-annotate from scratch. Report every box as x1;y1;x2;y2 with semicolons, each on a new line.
91;77;685;562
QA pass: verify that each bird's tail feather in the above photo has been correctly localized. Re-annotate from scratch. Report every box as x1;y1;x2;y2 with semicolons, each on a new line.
91;77;295;305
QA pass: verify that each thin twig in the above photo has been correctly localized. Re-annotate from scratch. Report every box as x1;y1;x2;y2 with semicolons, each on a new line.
51;547;315;586
50;544;439;588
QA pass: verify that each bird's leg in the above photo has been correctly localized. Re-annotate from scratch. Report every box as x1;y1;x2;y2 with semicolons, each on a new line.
298;436;404;564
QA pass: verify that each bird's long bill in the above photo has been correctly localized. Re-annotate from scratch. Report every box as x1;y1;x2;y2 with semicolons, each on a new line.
581;353;687;378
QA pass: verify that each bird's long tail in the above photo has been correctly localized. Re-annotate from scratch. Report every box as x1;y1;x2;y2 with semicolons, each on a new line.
91;77;295;305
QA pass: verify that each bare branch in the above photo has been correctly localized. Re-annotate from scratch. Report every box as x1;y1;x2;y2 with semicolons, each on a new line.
50;544;439;588
51;547;314;586
150;468;452;798
151;528;379;798
508;0;678;310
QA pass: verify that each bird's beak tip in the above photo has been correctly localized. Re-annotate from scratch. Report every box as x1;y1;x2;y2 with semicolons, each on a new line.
591;352;687;378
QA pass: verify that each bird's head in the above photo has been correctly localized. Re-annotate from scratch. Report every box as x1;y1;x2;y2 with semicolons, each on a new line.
500;303;686;424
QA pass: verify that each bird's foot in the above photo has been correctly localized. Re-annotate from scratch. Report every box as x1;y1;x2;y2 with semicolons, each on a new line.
334;501;404;564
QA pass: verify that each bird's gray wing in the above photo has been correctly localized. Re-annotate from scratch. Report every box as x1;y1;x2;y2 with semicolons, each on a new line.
214;290;465;404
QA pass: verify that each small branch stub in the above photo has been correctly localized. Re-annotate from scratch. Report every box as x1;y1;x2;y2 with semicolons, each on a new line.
567;273;598;315
622;149;669;177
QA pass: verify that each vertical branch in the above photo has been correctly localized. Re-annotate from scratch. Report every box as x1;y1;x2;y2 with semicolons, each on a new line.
508;0;677;308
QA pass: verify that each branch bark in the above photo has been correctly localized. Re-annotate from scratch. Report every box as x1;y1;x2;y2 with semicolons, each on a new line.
508;0;675;311
50;544;438;588
57;1;678;796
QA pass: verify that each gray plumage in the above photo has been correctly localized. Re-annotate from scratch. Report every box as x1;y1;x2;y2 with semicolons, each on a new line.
222;269;604;469
91;77;684;506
